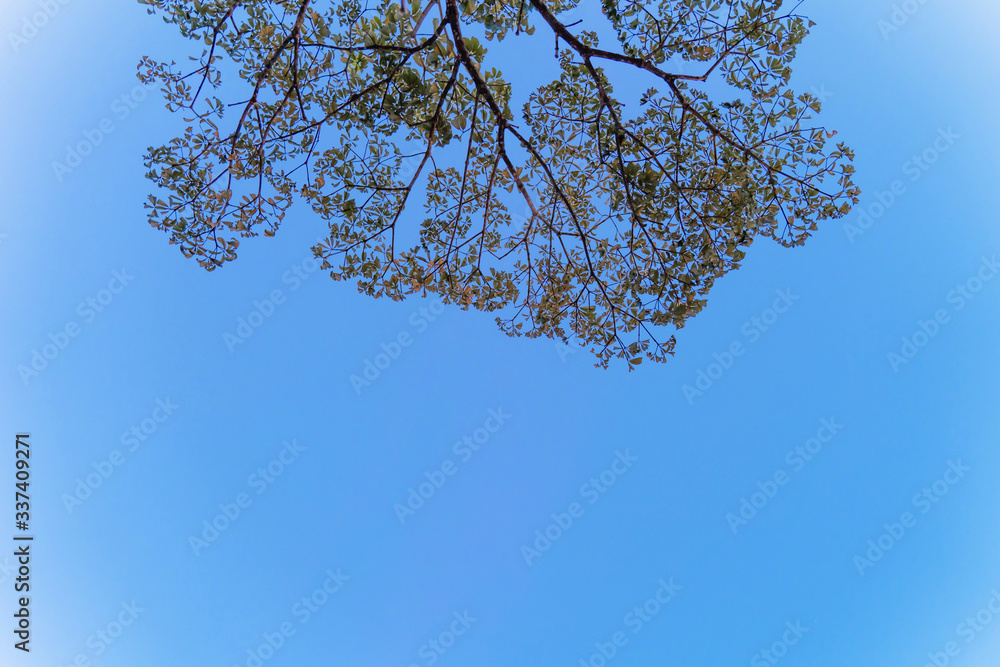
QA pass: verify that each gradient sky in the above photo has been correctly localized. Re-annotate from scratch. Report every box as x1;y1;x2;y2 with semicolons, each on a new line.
3;0;1000;666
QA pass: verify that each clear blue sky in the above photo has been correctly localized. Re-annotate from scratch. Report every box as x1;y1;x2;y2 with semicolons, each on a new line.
3;0;1000;665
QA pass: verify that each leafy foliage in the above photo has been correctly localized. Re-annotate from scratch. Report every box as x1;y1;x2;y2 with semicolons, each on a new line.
139;0;859;367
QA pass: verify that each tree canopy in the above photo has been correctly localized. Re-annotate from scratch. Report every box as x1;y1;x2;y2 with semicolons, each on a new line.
139;0;859;367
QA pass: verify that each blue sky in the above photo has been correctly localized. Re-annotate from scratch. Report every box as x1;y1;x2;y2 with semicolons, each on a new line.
2;0;1000;665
